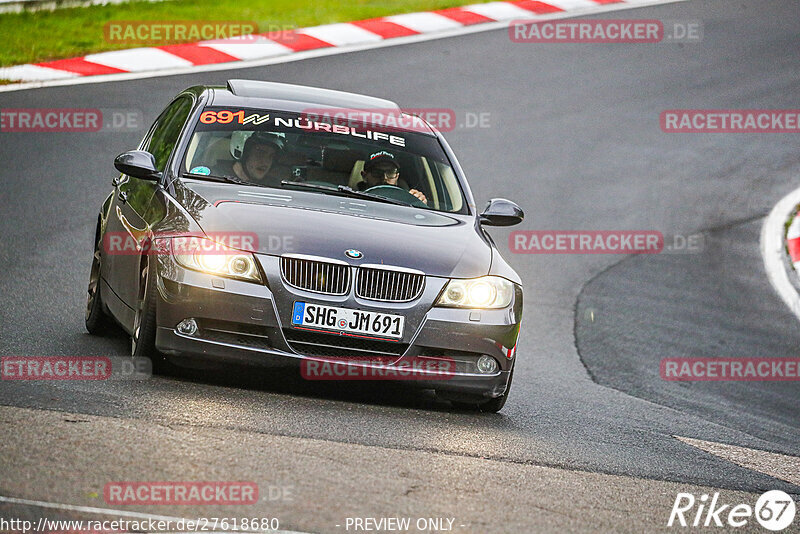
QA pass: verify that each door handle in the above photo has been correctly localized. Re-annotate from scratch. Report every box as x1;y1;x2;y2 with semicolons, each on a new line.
115;206;149;251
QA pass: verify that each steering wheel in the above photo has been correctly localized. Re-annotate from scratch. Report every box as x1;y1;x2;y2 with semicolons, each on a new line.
363;185;427;208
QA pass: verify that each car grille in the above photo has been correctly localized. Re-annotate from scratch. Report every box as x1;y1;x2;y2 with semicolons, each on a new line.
280;256;350;295
355;267;425;302
283;328;407;358
416;347;485;374
198;320;273;350
280;255;426;302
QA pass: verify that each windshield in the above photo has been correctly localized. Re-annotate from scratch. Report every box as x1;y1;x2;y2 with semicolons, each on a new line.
181;107;467;214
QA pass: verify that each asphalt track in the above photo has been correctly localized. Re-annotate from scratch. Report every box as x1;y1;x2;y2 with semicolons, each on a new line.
1;0;799;532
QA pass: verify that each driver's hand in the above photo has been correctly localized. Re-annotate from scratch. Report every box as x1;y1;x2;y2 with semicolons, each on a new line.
409;189;427;204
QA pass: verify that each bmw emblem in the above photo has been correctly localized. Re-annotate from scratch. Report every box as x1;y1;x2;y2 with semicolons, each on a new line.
345;249;363;259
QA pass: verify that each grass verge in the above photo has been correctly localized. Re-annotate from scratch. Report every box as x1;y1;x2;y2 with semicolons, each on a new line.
1;0;488;67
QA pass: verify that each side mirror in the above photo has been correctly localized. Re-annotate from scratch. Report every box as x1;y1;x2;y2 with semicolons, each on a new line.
479;198;524;227
114;150;161;180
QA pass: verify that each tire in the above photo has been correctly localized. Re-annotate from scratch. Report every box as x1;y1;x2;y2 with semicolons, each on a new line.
131;255;170;373
85;235;112;335
450;369;514;413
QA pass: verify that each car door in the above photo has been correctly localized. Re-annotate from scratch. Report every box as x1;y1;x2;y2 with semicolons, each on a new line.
103;96;194;322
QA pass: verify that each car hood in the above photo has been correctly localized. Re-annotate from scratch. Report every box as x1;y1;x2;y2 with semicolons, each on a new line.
172;180;492;278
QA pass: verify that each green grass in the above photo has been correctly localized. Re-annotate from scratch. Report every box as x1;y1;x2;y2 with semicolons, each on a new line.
1;0;484;67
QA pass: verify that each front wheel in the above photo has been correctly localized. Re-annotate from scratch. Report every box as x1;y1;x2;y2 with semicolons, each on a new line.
131;257;169;373
85;242;111;335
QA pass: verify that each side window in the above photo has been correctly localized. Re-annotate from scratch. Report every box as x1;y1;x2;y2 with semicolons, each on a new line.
142;97;193;171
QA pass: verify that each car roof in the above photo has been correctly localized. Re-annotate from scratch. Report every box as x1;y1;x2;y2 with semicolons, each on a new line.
201;79;437;136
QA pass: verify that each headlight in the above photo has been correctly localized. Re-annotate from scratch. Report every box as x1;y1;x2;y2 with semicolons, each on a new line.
435;276;514;309
171;237;262;283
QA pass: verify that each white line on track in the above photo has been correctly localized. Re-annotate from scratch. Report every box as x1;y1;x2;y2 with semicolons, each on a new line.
675;437;800;487
0;0;687;93
0;495;312;534
760;186;800;321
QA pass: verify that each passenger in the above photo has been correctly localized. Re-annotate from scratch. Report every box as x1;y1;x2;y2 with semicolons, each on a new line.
231;132;285;186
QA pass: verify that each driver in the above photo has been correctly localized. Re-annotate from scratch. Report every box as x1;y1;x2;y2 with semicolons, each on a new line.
231;132;285;186
359;151;427;204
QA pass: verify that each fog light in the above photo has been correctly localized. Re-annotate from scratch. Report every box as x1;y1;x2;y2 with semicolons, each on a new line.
176;318;198;336
476;355;499;374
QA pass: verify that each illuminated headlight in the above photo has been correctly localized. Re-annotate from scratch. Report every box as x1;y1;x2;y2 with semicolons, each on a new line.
172;237;262;283
435;276;514;309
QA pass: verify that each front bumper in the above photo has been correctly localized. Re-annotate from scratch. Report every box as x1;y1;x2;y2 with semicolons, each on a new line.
153;254;521;399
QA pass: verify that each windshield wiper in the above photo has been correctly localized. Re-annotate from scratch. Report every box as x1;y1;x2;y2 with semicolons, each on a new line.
280;180;337;192
279;180;409;206
181;172;268;187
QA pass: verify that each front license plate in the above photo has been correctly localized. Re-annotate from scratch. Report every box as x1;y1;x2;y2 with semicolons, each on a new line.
291;302;404;339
